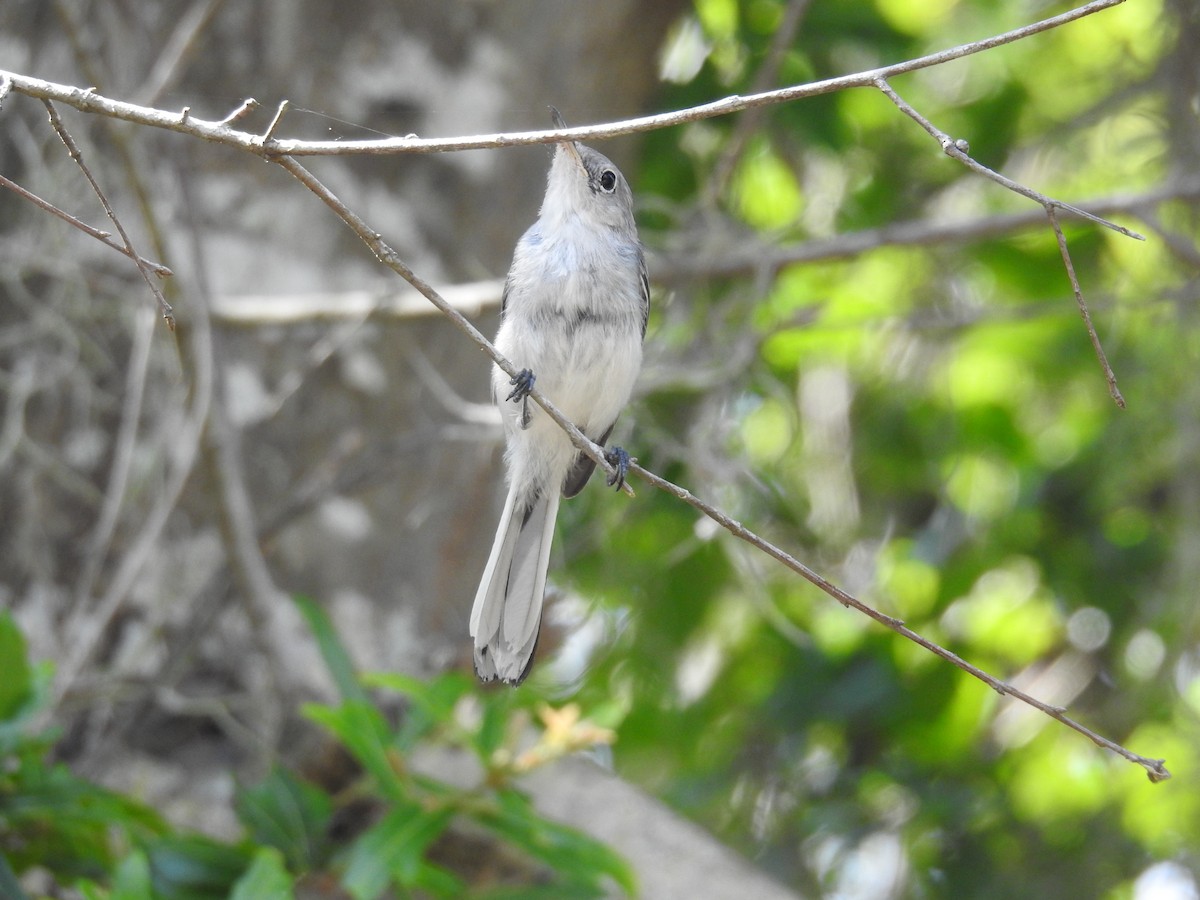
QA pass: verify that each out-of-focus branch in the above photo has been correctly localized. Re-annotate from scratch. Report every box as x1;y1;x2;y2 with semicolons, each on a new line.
135;0;229;106
656;179;1200;284
707;0;815;201
50;278;214;718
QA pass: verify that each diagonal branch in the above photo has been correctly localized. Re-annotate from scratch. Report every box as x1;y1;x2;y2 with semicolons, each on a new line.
270;154;1168;784
0;172;173;276
872;77;1142;242
627;462;1168;782
1047;206;1125;406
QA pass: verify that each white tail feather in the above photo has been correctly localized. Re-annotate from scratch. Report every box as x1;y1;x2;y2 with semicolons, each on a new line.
470;486;561;684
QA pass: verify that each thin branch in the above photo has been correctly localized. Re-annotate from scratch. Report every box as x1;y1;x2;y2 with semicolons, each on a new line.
627;461;1170;782
872;77;1143;241
0;172;173;276
40;100;176;329
71;306;156;615
874;77;1128;406
219;97;259;125
262;99;290;143
135;0;229;107
0;0;1130;157
1048;207;1125;406
51;263;215;718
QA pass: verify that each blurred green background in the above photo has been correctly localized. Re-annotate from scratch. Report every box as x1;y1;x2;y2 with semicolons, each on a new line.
560;0;1199;895
2;0;1197;897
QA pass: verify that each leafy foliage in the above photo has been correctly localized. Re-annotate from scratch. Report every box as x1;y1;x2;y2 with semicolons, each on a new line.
0;607;632;898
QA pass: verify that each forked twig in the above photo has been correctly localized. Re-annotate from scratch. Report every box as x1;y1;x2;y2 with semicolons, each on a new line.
0;0;1132;157
0;172;172;276
874;77;1129;407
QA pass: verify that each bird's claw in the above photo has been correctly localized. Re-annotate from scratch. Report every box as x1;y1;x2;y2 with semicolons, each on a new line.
506;369;535;429
604;446;631;491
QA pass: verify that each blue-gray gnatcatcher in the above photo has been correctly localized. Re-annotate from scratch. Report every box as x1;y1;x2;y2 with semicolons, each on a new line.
470;112;649;685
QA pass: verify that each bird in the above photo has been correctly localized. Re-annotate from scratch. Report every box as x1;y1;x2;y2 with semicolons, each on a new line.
469;111;648;685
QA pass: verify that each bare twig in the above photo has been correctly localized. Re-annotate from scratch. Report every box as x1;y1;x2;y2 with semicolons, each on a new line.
51;269;214;717
219;97;259;126
0;0;1131;157
41;100;176;329
262;100;290;143
872;78;1143;241
1047;206;1125;406
874;77;1128;406
0;172;173;275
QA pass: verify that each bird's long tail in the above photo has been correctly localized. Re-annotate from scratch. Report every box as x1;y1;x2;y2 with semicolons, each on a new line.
470;484;560;684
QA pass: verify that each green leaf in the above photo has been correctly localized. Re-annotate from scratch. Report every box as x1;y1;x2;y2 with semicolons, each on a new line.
0;611;33;722
292;595;365;703
303;701;404;802
230;847;294;900
110;851;154;900
234;767;332;872
1;759;166;877
341;803;455;900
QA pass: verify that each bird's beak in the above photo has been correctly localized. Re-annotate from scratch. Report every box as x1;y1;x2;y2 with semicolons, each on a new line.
549;106;584;170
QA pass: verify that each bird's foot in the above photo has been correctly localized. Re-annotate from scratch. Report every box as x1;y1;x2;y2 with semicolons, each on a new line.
506;368;536;429
604;446;632;491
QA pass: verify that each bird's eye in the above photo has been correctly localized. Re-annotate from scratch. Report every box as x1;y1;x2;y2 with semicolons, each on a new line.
598;169;617;193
